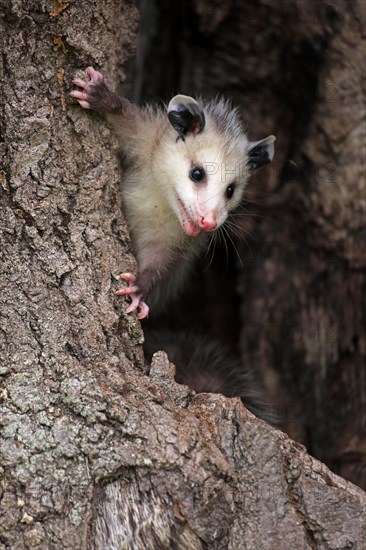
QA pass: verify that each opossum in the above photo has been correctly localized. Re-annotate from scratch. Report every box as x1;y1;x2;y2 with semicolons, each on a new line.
70;67;275;319
144;329;277;425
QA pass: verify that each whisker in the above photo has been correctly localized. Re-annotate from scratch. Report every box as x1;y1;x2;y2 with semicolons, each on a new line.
219;226;230;269
203;233;217;271
234;210;283;228
226;217;257;238
224;220;256;258
221;223;244;265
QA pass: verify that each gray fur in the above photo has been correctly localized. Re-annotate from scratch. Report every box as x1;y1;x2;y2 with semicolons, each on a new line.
144;330;279;426
71;68;275;318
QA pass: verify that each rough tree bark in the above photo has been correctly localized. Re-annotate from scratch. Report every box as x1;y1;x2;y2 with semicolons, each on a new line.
134;0;366;491
0;1;365;550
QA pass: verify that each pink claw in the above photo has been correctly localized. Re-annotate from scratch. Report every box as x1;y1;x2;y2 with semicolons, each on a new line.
115;285;139;295
120;273;137;283
69;89;91;109
86;67;104;82
116;272;149;319
136;301;150;320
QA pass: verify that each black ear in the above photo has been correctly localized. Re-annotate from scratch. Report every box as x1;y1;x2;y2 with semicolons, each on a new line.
167;95;205;139
247;135;276;170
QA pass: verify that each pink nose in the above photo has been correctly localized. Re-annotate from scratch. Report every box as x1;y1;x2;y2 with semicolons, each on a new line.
198;213;217;231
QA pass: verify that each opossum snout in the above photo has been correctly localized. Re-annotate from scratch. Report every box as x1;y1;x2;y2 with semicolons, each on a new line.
198;212;217;231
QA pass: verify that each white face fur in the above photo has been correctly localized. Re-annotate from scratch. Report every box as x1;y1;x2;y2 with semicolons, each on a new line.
148;95;275;239
156;129;249;238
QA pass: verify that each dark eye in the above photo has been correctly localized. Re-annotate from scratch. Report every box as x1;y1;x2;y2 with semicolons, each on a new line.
226;185;235;199
190;167;205;182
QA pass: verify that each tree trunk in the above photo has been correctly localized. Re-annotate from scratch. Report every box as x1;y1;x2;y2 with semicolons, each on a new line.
133;0;366;491
0;1;365;549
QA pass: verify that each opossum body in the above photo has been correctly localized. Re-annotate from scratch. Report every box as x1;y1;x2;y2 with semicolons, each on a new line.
70;67;275;318
144;330;277;425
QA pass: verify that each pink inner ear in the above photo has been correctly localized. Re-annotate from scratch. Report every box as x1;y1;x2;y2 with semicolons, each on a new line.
168;97;205;139
189;121;202;136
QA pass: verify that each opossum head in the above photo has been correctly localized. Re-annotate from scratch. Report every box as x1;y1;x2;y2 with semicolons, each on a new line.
156;95;275;237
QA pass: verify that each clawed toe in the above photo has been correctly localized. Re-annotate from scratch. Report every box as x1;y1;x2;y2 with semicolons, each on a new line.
124;293;150;319
115;285;139;295
125;294;141;313
136;301;149;319
71;78;89;91
70;89;91;109
86;67;104;83
119;272;136;284
70;67;104;109
116;272;149;319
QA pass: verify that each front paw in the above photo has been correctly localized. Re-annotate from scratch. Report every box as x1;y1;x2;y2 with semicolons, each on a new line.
115;272;150;320
70;67;104;109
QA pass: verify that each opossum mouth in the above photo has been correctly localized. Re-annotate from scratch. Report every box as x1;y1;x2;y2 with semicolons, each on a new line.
177;197;201;237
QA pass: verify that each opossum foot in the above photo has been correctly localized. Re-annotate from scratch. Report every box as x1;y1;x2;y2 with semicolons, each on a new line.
116;272;149;320
70;67;104;109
